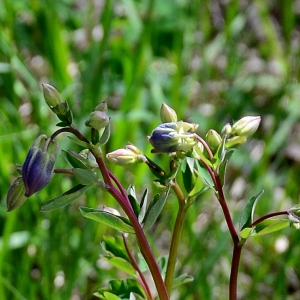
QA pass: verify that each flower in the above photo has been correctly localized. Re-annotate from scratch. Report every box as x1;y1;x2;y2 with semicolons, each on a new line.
231;116;261;136
22;135;59;197
148;121;198;153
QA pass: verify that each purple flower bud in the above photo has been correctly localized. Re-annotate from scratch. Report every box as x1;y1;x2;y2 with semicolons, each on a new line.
22;135;59;197
148;122;197;153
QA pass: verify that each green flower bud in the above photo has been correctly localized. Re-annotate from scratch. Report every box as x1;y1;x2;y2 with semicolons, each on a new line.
205;129;222;150
85;111;109;130
42;83;62;108
221;123;232;136
160;103;177;123
106;145;144;166
231;116;261;136
94;101;108;112
225;136;247;148
42;83;72;125
6;177;27;211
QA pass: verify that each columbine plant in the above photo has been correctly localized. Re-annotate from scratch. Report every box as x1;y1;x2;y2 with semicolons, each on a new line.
7;85;300;300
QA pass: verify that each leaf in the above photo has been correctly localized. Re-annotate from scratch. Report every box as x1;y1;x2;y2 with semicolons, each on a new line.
251;219;290;237
109;279;145;298
181;158;196;193
72;168;99;185
62;150;95;169
195;160;215;190
138;189;148;224
142;188;170;230
127;185;140;218
80;207;135;233
239;227;254;239
144;155;166;179
98;121;111;146
40;184;92;211
101;236;131;262
67;135;90;148
103;256;137;277
172;273;194;289
239;191;264;230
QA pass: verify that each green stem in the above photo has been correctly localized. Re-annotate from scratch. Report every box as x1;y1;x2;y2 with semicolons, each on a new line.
164;181;188;294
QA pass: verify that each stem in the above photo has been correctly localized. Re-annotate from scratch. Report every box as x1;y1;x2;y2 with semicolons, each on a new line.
250;210;288;227
92;154;169;300
195;134;214;160
214;174;239;244
229;244;242;300
164;181;188;294
122;234;153;300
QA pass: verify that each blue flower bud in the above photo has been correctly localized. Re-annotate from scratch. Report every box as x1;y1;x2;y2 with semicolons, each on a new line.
22;135;59;197
148;122;198;153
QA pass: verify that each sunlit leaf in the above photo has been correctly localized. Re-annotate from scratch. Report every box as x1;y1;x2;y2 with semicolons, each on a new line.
98;121;111;146
251;219;290;237
62;150;95;169
138;189;148;224
80;207;135;233
40;184;92;211
239;191;264;230
127;185;140;218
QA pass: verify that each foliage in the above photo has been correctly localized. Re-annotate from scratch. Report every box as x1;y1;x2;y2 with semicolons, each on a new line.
2;1;300;299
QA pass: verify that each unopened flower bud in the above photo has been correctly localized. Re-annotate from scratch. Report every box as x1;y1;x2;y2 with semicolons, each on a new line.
42;83;62;108
148;122;197;153
94;101;108;112
6;177;27;211
221;123;232;136
106;145;144;166
22;135;59;197
160;103;177;123
205;129;222;150
225;136;247;148
231;116;261;136
85;111;109;130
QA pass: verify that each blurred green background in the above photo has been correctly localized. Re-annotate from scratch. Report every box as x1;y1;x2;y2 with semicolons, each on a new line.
1;0;300;299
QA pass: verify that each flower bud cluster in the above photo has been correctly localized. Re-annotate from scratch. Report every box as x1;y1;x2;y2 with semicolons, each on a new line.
148;121;198;153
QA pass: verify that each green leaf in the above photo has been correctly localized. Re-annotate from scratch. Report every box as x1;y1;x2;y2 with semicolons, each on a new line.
101;236;131;261
62;150;95;169
40;184;92;211
144;155;166;179
218;150;234;186
239;227;254;239
109;279;145;298
251;219;290;237
98;121;111;146
195;160;215;190
72;168;99;185
138;189;148;224
103;256;137;277
142;188;170;230
239;191;264;230
172;273;194;289
181;158;196;193
67;135;90;148
127;185;140;218
80;207;135;233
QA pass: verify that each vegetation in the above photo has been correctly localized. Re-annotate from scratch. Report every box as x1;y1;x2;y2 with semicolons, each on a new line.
1;0;300;299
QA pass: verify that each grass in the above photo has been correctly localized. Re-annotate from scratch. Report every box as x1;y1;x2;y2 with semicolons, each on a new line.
1;0;300;299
